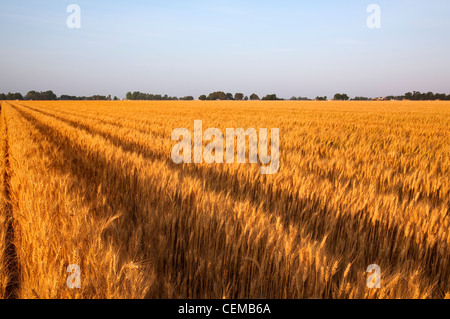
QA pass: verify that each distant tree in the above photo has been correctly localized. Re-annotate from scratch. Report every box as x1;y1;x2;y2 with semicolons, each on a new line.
290;96;297;100
124;91;178;100
25;90;39;100
250;93;260;100
207;91;227;100
435;93;446;100
42;90;57;100
180;96;194;100
412;91;422;100
91;95;108;100
244;96;249;101
424;92;433;100
315;96;327;101
7;92;23;100
113;96;118;101
334;93;349;101
60;95;79;100
226;93;234;100
0;93;5;100
199;95;207;101
219;92;227;100
132;91;140;100
262;94;278;100
234;93;244;100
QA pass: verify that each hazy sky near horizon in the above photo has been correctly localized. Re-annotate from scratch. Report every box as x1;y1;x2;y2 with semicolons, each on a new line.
1;0;449;99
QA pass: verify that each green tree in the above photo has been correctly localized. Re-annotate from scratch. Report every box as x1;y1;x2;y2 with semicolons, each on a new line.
352;96;370;101
262;94;278;100
208;91;227;100
250;93;260;100
334;93;349;101
42;90;57;100
7;92;23;100
60;95;78;100
132;91;141;100
199;95;207;101
234;93;244;100
25;90;40;100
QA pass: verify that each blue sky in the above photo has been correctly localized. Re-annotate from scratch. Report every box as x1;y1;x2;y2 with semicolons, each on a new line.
1;0;449;98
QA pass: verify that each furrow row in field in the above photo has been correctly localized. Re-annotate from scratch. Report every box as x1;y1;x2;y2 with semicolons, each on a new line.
20;101;171;138
0;104;20;299
0;102;9;299
18;102;169;140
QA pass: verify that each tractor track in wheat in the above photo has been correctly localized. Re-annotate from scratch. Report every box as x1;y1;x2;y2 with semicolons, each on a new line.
1;106;21;299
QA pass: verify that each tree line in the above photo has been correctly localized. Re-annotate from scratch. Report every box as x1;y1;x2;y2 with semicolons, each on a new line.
0;90;119;101
386;91;450;101
198;92;284;101
125;91;191;101
2;90;450;101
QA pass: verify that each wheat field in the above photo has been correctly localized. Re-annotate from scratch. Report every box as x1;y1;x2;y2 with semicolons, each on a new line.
0;100;448;299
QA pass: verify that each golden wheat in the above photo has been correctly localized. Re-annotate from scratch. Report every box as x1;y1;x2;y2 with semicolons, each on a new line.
0;100;448;299
0;102;10;298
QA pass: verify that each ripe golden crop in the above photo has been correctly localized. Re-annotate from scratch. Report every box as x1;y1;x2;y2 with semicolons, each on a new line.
0;100;448;299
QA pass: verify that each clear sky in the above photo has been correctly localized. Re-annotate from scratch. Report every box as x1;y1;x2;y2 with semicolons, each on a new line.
1;0;449;99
